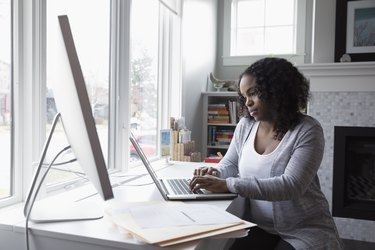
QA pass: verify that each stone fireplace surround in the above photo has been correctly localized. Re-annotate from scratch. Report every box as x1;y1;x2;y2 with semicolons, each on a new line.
298;62;375;243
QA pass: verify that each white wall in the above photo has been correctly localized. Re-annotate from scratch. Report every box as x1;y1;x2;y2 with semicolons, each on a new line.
311;0;336;63
181;0;375;243
183;0;340;154
181;0;218;153
215;0;338;80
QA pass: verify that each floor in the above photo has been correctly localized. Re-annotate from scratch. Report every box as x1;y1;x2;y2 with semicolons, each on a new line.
342;239;375;250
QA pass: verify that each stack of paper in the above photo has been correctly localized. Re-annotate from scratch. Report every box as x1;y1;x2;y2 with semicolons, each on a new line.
105;201;254;247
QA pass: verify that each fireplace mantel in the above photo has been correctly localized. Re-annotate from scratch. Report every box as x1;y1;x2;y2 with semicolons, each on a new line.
297;62;375;92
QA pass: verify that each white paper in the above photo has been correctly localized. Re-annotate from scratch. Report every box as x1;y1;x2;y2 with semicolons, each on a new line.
128;203;242;228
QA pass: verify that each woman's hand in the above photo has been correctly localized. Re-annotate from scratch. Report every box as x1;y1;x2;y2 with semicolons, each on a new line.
189;174;229;193
193;166;219;177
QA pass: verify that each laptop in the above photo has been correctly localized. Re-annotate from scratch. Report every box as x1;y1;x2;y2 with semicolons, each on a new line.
129;133;238;201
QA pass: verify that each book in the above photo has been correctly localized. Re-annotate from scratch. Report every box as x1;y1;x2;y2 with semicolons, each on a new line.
208;103;230;124
204;157;222;163
228;100;238;124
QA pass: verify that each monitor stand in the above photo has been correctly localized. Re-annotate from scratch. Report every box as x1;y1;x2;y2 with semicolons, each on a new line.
24;113;103;223
30;198;103;223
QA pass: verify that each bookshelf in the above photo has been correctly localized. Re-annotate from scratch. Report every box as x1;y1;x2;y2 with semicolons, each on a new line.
202;91;239;161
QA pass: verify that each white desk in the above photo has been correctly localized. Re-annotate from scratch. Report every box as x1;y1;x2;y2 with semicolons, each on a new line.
0;162;234;250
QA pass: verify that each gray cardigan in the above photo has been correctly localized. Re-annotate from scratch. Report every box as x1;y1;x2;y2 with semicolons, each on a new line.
216;115;343;250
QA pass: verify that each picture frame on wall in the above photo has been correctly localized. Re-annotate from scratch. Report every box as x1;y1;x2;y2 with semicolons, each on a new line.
346;1;375;54
335;0;375;62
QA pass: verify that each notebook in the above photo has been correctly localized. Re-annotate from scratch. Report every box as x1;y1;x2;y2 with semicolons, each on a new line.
129;133;238;201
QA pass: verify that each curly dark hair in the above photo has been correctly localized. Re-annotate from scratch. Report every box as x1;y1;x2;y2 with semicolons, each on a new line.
237;57;310;140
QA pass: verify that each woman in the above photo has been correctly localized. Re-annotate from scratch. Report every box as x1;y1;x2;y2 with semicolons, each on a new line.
190;58;343;249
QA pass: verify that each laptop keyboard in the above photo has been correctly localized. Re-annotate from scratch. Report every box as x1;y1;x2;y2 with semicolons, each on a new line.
167;179;204;195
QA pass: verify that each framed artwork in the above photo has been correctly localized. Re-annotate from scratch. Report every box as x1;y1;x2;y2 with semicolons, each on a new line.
335;0;375;62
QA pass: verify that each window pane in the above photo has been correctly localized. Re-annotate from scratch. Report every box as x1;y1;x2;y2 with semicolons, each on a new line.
236;0;264;27
46;0;110;186
129;0;159;162
0;0;12;199
236;28;264;55
265;0;294;26
265;26;294;54
231;0;296;56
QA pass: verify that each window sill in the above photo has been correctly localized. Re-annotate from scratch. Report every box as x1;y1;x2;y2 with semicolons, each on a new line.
0;160;169;231
0;158;165;219
222;54;306;66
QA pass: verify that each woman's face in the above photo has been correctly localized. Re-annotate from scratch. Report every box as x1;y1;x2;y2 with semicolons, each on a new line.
239;74;272;122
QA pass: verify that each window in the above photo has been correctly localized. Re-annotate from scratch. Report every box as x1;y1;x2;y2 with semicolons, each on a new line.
45;0;110;189
232;0;295;55
129;0;159;162
0;0;181;207
0;0;12;201
0;0;181;206
223;0;309;65
129;0;182;163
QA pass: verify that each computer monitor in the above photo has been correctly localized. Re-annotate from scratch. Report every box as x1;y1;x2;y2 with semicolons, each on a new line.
24;15;113;223
53;15;113;201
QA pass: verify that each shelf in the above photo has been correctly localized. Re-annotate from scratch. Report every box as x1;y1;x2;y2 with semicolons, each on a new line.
202;92;239;158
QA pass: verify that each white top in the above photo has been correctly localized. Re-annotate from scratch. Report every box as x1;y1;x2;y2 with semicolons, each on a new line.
238;121;283;234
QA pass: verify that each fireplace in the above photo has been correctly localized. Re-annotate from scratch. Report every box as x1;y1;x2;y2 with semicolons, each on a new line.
332;126;375;221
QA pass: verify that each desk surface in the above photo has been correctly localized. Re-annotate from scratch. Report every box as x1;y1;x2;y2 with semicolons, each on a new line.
0;161;234;250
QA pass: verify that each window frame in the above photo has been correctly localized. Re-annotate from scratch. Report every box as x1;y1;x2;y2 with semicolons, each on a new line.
222;0;309;66
0;0;42;208
108;0;131;172
0;0;182;207
0;0;21;208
